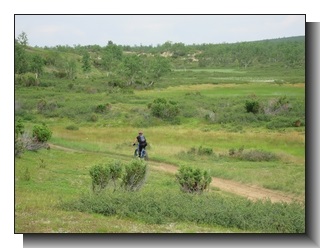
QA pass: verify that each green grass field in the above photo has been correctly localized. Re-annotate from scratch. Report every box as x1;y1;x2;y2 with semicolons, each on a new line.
15;67;305;233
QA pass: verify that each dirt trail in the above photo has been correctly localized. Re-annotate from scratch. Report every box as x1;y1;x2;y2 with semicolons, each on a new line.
50;144;303;204
148;162;303;204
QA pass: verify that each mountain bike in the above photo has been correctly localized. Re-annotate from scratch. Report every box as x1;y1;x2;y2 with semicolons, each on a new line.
133;143;148;160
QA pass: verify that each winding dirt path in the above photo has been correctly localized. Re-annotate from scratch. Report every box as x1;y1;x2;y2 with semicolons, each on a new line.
50;144;304;204
150;162;304;204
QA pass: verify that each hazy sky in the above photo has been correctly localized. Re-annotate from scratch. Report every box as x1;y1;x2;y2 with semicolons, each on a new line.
14;15;305;47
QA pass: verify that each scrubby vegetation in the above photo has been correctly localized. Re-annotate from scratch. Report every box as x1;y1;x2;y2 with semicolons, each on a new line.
175;165;212;193
61;190;304;232
15;32;305;233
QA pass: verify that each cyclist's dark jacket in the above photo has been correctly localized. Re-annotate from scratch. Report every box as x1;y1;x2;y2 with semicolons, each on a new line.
137;135;147;147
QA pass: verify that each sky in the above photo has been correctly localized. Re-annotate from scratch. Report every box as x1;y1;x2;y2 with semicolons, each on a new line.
14;15;306;47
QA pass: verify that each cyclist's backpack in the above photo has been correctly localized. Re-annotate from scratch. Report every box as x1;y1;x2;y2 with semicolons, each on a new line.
138;135;147;146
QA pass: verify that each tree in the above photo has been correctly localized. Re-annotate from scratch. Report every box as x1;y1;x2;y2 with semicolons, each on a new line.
29;54;44;77
102;42;123;71
14;41;29;74
149;55;171;80
65;59;77;79
44;50;61;66
17;31;28;46
122;54;143;84
82;51;91;73
171;42;187;57
236;42;255;69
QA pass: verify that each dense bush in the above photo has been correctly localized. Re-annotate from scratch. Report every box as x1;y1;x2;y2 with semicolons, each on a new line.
109;160;123;189
175;165;212;193
94;103;110;113
187;146;214;156
89;160;147;192
37;99;58;114
15;120;52;157
266;116;303;129
241;150;278;162
32;123;52;142
15;119;25;136
15;135;25;158
15;72;39;87
245;100;260;114
89;114;98;122
229;147;278;162
89;164;111;192
149;98;180;120
263;96;292;115
89;160;124;192
121;159;147;191
65;124;79;131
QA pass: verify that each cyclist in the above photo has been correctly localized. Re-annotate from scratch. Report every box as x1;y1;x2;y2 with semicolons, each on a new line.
133;131;147;157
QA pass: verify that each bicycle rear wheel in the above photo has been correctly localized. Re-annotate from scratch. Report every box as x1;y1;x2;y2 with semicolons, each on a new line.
143;150;148;160
134;148;139;157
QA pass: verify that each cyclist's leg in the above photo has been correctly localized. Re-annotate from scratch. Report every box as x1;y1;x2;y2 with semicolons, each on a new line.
138;144;142;157
141;145;146;158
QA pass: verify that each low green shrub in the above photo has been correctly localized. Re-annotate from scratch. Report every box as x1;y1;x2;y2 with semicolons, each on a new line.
109;160;123;189
15;120;51;156
15;119;25;135
266;116;304;129
229;146;244;156
263;96;292;115
149;98;180;120
89;114;98;122
245;100;260;114
89;160;124;192
94;103;111;113
14;119;25;157
121;159;147;191
65;125;79;131
89;160;146;192
198;146;213;156
62;190;305;233
32;123;52;142
89;164;110;192
15;72;39;87
229;147;277;162
187;146;214;156
241;150;278;162
175;165;212;194
15;135;25;158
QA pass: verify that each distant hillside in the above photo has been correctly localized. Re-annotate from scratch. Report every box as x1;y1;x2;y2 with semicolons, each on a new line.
255;36;305;43
15;34;305;85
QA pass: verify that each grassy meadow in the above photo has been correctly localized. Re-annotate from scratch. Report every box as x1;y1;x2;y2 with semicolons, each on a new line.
15;67;305;233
